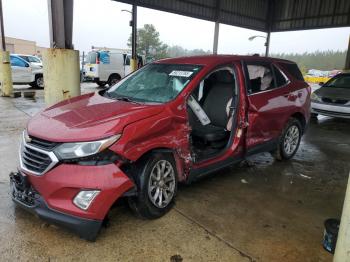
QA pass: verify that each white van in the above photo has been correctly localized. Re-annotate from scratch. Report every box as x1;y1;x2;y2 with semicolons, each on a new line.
10;55;44;88
84;50;135;87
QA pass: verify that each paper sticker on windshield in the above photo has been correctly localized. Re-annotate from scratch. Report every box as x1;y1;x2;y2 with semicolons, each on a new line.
169;70;193;77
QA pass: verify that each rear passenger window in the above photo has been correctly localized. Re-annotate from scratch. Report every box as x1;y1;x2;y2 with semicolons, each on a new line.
246;64;274;94
279;62;304;81
273;65;288;87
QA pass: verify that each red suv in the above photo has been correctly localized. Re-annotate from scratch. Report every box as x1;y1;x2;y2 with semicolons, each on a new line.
10;55;310;241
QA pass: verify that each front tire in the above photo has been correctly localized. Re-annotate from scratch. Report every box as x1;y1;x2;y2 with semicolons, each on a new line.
96;81;106;88
311;113;318;119
128;153;178;219
33;75;44;89
273;118;302;161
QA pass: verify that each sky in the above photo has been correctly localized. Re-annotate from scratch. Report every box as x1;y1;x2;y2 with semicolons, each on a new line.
2;0;350;55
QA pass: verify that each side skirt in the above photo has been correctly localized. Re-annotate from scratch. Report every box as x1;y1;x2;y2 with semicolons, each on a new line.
187;156;242;184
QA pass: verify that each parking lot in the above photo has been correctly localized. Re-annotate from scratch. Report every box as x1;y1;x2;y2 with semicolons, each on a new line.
0;83;348;261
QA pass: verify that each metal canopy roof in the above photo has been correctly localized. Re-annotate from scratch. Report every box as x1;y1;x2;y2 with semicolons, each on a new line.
114;0;350;32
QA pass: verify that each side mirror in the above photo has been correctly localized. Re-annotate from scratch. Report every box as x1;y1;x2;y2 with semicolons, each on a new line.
319;82;324;86
25;63;30;68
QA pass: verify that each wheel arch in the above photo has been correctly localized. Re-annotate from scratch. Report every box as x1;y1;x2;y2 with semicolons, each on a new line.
125;147;187;183
108;73;121;81
35;73;43;78
290;112;306;133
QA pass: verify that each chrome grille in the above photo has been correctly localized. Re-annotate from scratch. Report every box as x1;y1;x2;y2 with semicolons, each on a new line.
28;136;59;150
22;146;52;173
20;132;59;176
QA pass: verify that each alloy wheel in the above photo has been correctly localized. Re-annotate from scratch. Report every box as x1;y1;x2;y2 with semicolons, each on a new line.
37;77;44;88
283;125;300;156
148;160;176;208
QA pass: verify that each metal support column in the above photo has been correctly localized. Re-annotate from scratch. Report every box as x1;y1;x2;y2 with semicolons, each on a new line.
345;35;350;71
265;31;271;57
0;0;13;97
265;0;273;57
334;173;350;261
45;0;80;106
213;0;221;55
213;22;220;55
130;4;137;72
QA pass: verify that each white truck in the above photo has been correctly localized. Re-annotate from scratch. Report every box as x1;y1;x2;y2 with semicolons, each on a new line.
84;49;142;87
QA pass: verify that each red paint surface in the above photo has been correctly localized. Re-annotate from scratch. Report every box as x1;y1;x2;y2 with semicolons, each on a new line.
26;164;134;220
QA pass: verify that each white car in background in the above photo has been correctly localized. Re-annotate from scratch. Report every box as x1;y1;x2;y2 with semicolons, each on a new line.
17;54;43;67
10;55;44;88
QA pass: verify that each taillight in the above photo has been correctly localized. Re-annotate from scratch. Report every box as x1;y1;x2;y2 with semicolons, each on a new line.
96;56;100;64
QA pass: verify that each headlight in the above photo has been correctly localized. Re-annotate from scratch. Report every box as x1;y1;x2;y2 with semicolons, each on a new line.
54;134;120;160
311;92;322;102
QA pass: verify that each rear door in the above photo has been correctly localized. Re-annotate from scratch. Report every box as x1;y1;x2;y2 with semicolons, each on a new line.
124;54;132;76
244;60;291;151
84;51;99;79
10;56;32;83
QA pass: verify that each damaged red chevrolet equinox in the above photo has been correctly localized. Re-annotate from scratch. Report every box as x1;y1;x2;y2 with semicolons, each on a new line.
10;55;310;241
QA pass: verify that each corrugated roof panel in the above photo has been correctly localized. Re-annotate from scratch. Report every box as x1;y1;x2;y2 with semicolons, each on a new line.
114;0;350;32
272;0;350;31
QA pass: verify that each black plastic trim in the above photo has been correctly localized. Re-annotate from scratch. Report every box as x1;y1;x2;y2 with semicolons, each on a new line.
187;156;242;184
246;138;278;156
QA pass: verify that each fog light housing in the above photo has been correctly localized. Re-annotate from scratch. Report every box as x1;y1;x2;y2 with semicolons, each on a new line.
73;190;100;210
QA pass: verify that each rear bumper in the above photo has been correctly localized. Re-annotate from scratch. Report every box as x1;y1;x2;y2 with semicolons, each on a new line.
311;101;350;119
10;172;102;241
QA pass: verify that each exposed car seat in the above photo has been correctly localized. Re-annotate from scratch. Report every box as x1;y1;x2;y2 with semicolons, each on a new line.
191;70;235;147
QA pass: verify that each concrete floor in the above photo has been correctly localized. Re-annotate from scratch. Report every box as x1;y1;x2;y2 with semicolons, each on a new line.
0;84;349;261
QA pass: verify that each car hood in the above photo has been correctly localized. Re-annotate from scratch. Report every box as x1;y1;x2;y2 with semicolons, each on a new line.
27;92;164;142
315;87;350;100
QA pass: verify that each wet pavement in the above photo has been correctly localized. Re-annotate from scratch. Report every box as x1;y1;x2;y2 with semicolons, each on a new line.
0;84;349;261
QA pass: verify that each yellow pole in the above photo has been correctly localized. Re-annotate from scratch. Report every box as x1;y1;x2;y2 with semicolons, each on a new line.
0;50;13;97
130;58;137;72
334;173;350;261
42;48;80;106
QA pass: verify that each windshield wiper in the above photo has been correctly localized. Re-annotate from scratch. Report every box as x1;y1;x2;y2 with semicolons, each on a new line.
115;96;134;102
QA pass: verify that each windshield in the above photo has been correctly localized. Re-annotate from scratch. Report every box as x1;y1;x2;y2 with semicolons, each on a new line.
19;56;41;63
104;63;202;103
86;52;98;64
27;56;41;63
324;75;350;89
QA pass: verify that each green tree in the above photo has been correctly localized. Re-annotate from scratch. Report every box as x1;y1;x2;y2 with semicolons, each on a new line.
128;24;168;59
271;50;347;71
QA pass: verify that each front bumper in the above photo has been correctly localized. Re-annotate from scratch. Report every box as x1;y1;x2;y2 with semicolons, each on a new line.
12;161;134;240
311;101;350;119
10;172;102;241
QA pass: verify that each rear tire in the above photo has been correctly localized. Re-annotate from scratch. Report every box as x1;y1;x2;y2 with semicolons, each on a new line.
272;118;302;161
128;153;178;219
108;74;121;87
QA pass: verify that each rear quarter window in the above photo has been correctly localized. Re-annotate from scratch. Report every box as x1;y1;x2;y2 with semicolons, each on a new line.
278;62;304;81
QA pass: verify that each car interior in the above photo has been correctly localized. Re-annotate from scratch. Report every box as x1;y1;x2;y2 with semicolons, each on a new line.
187;68;237;161
247;64;274;93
